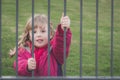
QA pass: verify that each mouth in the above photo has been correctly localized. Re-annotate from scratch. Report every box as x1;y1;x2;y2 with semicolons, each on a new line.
36;39;43;43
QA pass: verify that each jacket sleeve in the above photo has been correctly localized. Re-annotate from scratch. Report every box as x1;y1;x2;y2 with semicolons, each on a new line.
13;48;32;76
52;24;72;64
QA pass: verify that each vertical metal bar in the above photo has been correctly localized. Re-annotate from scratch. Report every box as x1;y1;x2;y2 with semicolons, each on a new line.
63;0;67;76
48;0;51;76
0;0;2;77
95;0;99;77
64;0;66;16
80;0;83;77
16;0;18;77
110;0;114;77
32;0;34;77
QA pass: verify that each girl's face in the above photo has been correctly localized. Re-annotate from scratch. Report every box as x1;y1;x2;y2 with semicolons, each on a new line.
29;25;49;48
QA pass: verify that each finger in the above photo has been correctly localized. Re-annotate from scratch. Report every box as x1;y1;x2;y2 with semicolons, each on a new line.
28;58;34;64
29;63;36;68
31;64;36;67
64;16;69;20
31;62;36;66
9;50;14;55
30;59;36;64
30;61;35;65
31;64;36;69
32;59;36;63
30;58;35;61
9;51;12;54
30;59;34;62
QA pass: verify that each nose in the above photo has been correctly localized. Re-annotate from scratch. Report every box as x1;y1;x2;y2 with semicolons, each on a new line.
36;32;41;37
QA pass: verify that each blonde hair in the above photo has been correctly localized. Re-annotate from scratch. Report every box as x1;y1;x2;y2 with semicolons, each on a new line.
9;14;54;57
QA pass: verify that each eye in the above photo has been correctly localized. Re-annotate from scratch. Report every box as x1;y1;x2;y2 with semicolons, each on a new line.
41;30;46;33
34;30;37;33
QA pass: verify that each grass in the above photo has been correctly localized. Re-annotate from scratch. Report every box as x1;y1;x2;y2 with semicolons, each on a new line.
1;0;120;76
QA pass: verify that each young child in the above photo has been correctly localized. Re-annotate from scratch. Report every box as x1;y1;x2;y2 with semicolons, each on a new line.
9;13;72;76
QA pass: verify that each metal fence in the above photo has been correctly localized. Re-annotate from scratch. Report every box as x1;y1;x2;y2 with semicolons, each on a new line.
0;0;120;80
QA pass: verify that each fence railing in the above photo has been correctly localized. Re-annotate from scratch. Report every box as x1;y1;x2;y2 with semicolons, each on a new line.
1;76;120;80
0;0;120;80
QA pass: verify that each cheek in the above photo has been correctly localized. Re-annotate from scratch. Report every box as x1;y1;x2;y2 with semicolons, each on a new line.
45;33;49;39
42;34;48;41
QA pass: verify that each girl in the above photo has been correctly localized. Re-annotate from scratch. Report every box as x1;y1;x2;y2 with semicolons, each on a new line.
9;13;72;76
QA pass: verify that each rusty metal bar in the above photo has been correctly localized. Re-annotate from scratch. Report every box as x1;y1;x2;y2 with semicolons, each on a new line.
80;0;83;77
48;0;51;76
95;0;99;77
63;0;67;76
0;0;2;77
110;0;114;77
31;0;34;77
15;0;18;77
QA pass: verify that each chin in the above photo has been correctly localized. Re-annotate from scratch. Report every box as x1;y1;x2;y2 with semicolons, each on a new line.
36;46;42;48
35;45;45;48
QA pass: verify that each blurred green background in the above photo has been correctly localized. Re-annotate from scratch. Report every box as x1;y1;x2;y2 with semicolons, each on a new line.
1;0;120;76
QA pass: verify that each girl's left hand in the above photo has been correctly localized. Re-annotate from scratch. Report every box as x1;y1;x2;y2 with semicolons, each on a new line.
60;13;70;30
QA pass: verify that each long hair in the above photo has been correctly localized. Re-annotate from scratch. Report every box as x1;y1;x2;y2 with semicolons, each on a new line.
9;14;55;57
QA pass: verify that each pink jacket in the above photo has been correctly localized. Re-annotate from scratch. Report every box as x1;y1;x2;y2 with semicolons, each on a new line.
13;24;72;76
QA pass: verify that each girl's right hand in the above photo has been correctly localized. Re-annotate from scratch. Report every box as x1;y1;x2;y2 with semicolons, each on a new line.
27;58;36;71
